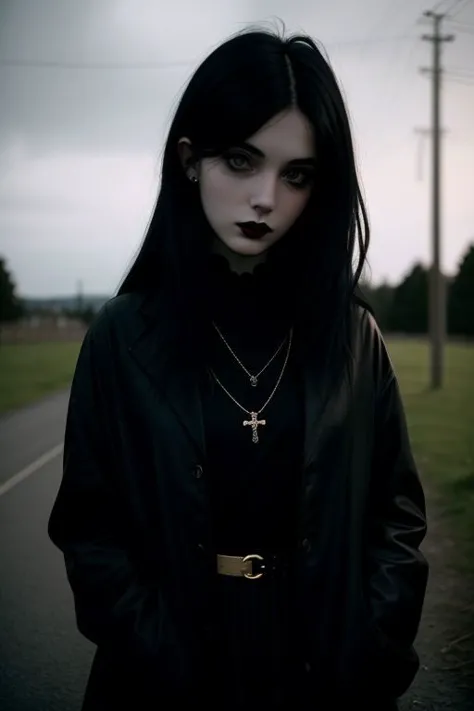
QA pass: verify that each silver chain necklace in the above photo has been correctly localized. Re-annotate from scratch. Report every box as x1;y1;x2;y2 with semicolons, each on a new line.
209;328;293;444
212;321;288;387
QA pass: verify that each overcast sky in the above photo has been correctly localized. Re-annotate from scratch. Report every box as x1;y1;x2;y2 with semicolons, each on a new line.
0;0;473;297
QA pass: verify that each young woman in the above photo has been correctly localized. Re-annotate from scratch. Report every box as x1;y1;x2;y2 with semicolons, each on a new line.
48;27;429;710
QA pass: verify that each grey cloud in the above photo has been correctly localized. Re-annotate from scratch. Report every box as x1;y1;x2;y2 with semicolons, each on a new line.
1;63;182;154
0;190;81;215
0;0;196;154
1;0;474;296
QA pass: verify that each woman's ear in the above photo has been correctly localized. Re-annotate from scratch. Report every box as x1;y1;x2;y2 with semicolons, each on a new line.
177;137;198;182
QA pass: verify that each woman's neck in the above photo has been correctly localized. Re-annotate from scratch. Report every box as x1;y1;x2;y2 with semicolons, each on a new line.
211;238;267;275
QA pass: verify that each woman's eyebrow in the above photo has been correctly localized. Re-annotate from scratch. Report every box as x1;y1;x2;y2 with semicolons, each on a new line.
236;142;316;167
286;157;317;167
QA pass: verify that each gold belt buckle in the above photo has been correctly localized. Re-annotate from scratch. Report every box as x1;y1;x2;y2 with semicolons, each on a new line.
242;553;264;580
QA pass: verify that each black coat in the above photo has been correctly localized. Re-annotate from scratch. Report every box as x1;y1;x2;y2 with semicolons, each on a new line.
48;292;428;710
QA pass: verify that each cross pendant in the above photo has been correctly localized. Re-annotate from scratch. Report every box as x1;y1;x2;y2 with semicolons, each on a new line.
243;411;266;444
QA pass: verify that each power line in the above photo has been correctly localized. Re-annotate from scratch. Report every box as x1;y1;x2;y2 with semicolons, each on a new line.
444;0;467;15
447;18;474;26
0;58;194;70
0;35;416;70
445;74;474;84
445;22;474;33
447;15;474;23
360;0;404;47
426;0;470;14
429;0;451;12
445;67;474;76
449;0;474;17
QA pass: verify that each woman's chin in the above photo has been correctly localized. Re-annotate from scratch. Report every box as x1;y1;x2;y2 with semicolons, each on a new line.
219;233;273;257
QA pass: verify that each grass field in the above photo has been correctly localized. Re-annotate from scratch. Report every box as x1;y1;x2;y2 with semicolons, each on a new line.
0;342;81;415
0;338;472;563
387;338;474;568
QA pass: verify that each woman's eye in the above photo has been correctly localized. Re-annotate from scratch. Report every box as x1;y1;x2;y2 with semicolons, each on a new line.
223;153;252;171
284;169;313;187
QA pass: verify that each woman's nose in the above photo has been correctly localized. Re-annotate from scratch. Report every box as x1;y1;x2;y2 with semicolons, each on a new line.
249;173;277;215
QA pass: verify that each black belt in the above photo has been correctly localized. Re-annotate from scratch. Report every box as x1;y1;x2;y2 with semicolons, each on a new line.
216;552;290;580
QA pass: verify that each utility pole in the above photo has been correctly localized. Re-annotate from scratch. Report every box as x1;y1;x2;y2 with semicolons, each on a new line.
422;12;454;389
414;127;448;181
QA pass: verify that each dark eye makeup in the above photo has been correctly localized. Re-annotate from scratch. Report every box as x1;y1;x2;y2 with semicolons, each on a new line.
221;148;315;189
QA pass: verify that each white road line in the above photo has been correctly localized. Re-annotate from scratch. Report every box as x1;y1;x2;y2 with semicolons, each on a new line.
0;443;64;497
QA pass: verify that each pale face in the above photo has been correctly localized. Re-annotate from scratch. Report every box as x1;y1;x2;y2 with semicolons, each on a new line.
179;108;316;272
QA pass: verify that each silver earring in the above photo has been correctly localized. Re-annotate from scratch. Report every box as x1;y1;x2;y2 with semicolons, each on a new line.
190;175;198;183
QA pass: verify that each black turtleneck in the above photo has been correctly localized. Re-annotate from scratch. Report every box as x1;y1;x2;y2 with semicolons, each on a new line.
202;254;304;555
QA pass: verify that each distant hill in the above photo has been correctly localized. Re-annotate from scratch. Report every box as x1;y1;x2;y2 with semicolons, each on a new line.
21;295;111;313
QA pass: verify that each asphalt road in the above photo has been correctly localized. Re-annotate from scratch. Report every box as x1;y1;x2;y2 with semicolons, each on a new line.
0;391;94;711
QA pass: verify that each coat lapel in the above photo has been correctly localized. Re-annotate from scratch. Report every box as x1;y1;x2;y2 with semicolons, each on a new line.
302;354;350;470
303;361;328;469
127;295;206;460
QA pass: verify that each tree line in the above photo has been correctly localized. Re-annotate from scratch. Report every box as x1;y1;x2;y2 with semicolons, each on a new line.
361;242;474;336
1;242;473;336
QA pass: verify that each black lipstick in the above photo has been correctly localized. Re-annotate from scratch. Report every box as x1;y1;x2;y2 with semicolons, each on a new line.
236;222;273;239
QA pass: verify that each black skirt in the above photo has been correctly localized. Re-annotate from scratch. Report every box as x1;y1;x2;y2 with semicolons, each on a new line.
212;571;296;710
210;573;401;711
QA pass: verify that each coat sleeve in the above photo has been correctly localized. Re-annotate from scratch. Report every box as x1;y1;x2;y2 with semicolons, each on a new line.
363;334;429;693
48;307;187;676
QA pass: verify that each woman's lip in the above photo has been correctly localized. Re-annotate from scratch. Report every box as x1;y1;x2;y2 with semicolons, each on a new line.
236;222;272;238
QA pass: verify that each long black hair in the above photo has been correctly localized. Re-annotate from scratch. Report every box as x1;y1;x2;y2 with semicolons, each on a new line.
118;27;370;380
